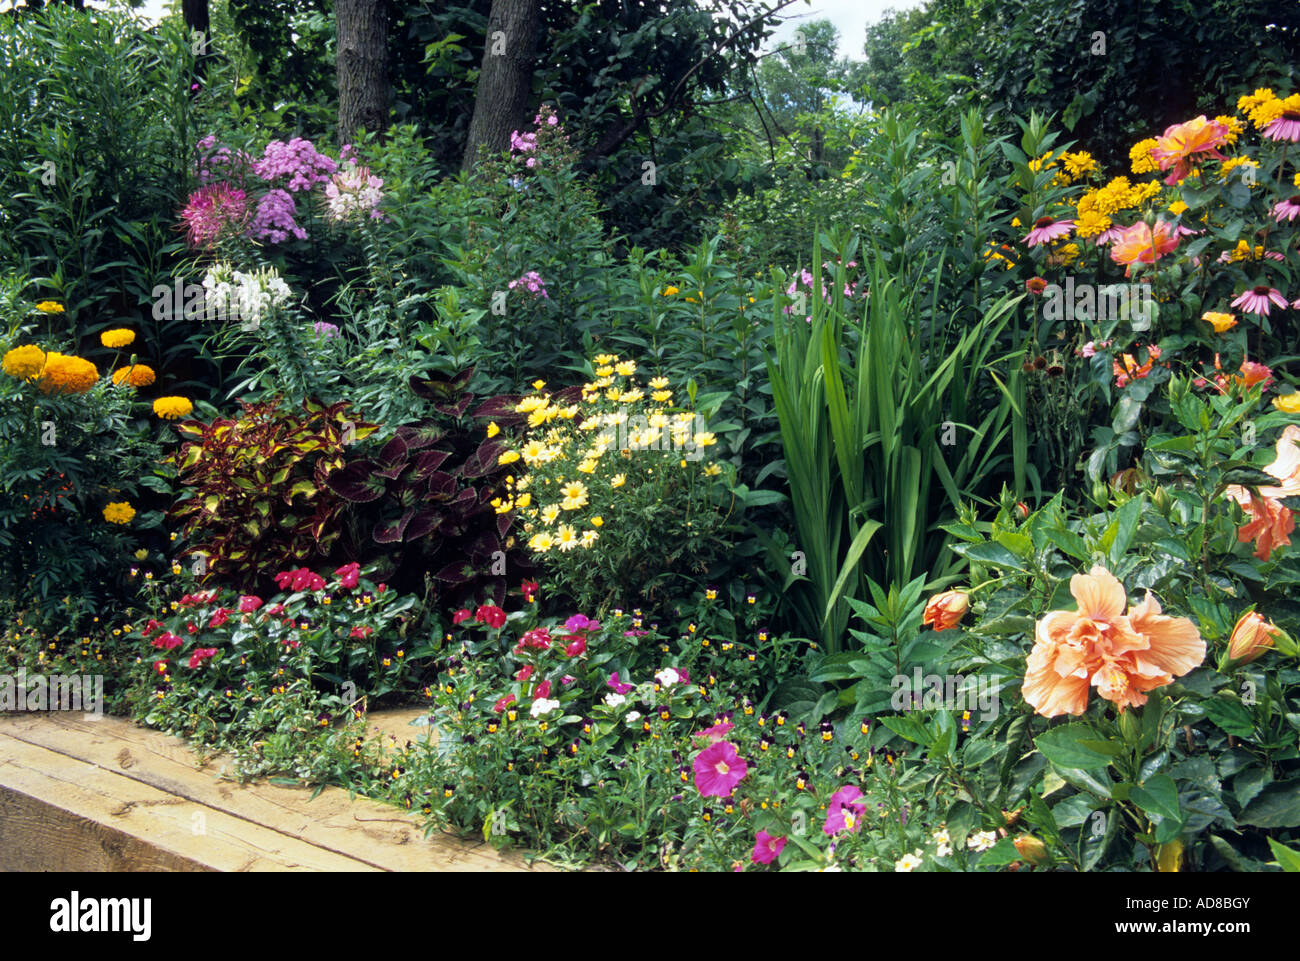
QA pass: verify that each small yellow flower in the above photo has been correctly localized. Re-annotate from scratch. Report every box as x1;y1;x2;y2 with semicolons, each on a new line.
577;459;597;474
100;329;136;349
497;449;521;465
532;379;546;391
611;473;626;489
580;529;599;548
614;360;636;377
590;515;603;527
1202;311;1237;333
662;286;679;296
594;353;618;366
651;390;672;403
560;480;589;510
152;396;194;420
34;301;64;314
703;463;721;476
648;376;670;390
1273;393;1300;414
515;492;531;509
134;549;148;561
486;421;500;438
595;365;614;378
529;532;554;553
102;502;135;525
556;524;579;551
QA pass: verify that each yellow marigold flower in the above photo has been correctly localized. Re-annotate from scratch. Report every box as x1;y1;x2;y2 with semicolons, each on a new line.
1273;393;1300;414
529;532;554;553
1238;87;1275;115
152;395;192;419
100;329;136;349
580;529;599;548
610;473;626;489
1168;200;1188;216
497;449;521;465
1074;209;1112;238
111;363;156;388
34;301;64;314
102;502;136;525
2;344;46;380
1131;180;1161;204
662;286;679;296
541;504;560;524
39;353;99;394
486;421;500;438
1129;139;1160;175
614;360;636;377
1294;171;1300;189
1203;311;1237;333
560;480;589;510
590;515;603;527
1245;91;1286;129
556;524;579;551
651;390;672;403
1061;151;1097;179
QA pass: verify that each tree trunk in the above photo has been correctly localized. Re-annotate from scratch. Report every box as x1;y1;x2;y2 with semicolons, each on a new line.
460;0;541;173
336;0;391;146
183;0;210;85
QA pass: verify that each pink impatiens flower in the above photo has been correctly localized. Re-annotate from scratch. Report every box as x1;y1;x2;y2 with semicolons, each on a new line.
1231;286;1289;317
187;647;218;668
274;568;325;592
693;740;748;797
334;563;361;589
452;608;473;625
209;608;230;628
1023;217;1075;247
238;595;262;613
752;830;787;865
607;672;634;695
492;694;516;713
564;635;587;657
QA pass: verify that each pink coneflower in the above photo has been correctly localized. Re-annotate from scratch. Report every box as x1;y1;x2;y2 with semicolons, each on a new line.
752;830;786;865
1231;285;1289;316
1264;109;1300;143
1272;196;1300;222
1093;225;1127;245
693;740;748;797
180;182;249;248
1023;216;1075;247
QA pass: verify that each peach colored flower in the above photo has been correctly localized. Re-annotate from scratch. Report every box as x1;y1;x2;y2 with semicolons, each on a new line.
1022;566;1204;716
1223;486;1293;561
1149;115;1231;184
1225;611;1281;666
1109;221;1179;276
922;591;969;631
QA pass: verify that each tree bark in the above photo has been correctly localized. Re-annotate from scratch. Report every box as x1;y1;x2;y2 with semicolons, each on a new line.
460;0;542;173
337;0;391;146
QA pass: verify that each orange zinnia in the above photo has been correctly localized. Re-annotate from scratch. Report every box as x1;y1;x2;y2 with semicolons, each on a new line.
1022;566;1204;717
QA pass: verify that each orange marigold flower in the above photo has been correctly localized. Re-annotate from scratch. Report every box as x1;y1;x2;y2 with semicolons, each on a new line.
37;352;98;394
111;363;156;388
1022;566;1204;717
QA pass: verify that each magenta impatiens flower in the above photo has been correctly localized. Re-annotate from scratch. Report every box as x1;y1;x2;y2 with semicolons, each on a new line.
334;562;361;589
752;830;786;865
1023;217;1075;247
693;740;748;797
1231;286;1289;316
823;785;867;836
607;672;634;694
187;647;218;668
564;613;599;633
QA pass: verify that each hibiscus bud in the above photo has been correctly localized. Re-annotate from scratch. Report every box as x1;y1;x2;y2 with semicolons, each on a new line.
1155;839;1183;872
1013;834;1050;865
1223;611;1281;667
922;591;968;631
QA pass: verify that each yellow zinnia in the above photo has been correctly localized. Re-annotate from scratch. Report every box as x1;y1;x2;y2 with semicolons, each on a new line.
152;396;194;419
102;502;136;525
100;329;136;349
2;344;46;380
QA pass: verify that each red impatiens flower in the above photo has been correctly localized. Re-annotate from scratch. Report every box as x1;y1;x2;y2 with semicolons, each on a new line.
752;830;787;865
185;622;198;634
521;580;539;602
493;694;516;713
274;568;326;592
334;562;361;589
823;785;867;836
187;647;218;668
209;608;231;628
515;664;534;682
140;619;164;637
535;680;552;699
151;632;183;650
564;635;587;657
475;603;507;629
452;608;473;625
238;595;263;613
693;740;748;797
349;626;373;640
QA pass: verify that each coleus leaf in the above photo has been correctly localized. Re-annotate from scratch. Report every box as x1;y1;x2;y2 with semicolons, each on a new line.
462;439;507;478
325;461;387;503
411;449;452;479
374;508;415;544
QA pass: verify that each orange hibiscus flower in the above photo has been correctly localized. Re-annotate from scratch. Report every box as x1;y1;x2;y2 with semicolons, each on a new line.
1022;566;1204;717
1223;424;1300;560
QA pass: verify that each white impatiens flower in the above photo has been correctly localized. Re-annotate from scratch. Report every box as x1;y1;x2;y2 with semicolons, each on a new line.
967;830;998;852
603;693;626;709
625;711;642;724
655;668;681;687
530;697;560;718
894;851;924;872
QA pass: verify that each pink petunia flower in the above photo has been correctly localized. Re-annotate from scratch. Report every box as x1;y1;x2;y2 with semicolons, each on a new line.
693;740;748;797
752;830;787;865
824;785;867;836
1023;217;1075;247
1231;286;1289;316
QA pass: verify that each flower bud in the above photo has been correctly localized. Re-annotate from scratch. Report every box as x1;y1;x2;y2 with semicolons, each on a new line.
1224;611;1280;667
922;590;969;631
1155;839;1183;872
1013;834;1050;865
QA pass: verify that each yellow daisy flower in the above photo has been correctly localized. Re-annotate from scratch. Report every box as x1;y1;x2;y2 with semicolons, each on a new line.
541;504;560;524
610;473;626;489
487;421;500;438
556;524;579;551
615;360;636;377
560;481;589;510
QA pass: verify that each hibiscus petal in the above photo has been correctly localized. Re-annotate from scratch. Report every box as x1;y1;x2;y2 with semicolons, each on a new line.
1128;594;1206;676
1073;566;1128;619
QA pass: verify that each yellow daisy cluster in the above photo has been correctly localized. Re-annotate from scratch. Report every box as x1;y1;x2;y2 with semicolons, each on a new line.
1059;151;1098;182
491;354;721;557
1216;114;1244;145
111;363;156;388
34;301;64;314
1129;139;1160;175
37;352;98;394
1074;176;1161;238
1236;88;1298;130
1222;240;1268;263
1219;156;1258;182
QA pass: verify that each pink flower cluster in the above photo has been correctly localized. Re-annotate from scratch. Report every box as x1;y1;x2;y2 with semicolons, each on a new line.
507;270;549;299
324;164;385;223
180;183;250;248
250;188;306;243
195;134;254;185
254;138;339;192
